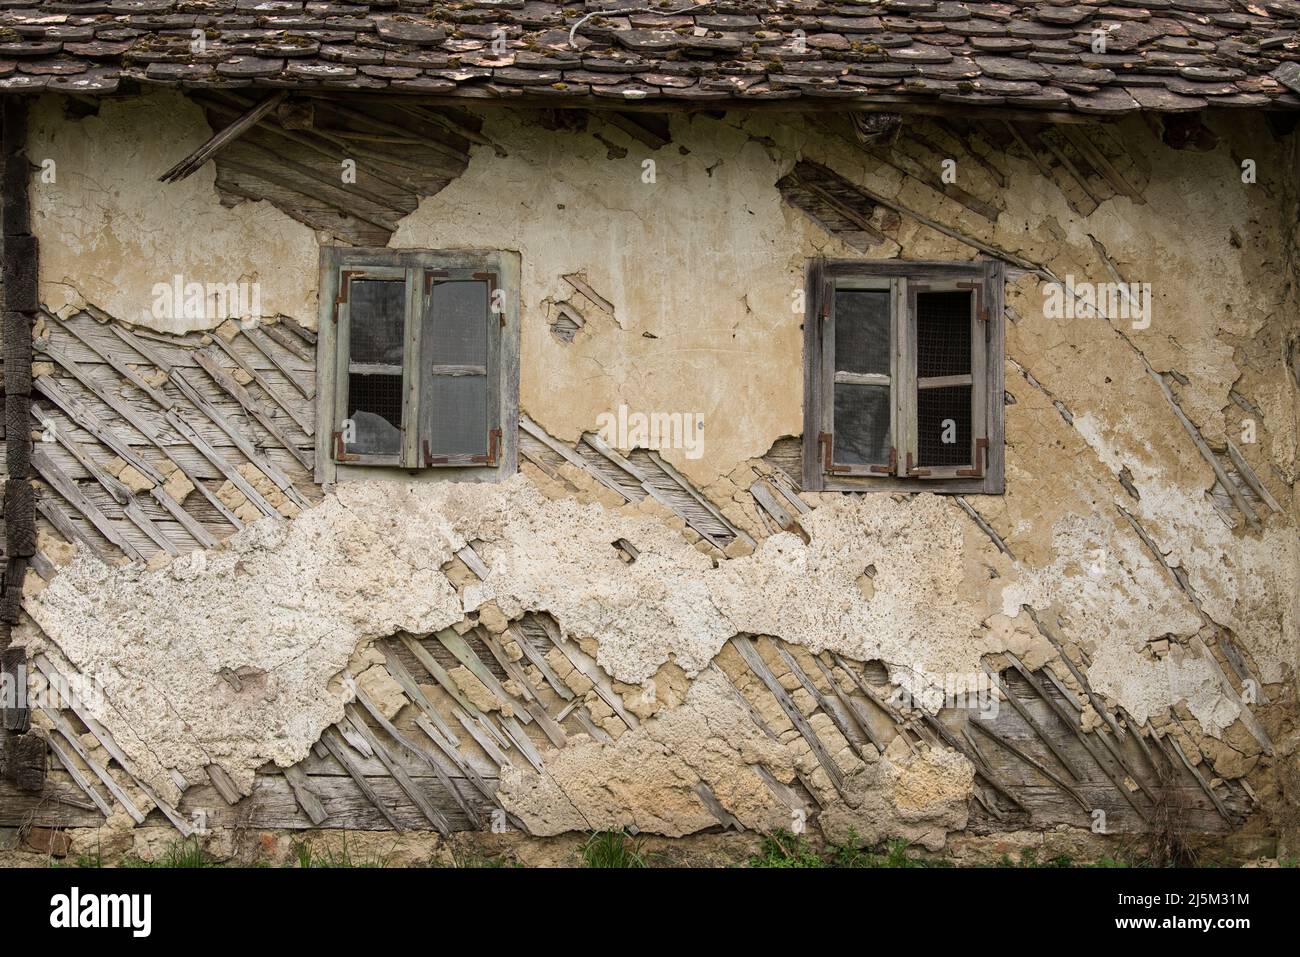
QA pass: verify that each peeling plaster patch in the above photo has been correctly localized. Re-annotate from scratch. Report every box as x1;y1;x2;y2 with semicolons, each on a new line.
27;466;1260;804
1069;412;1297;686
29;92;319;333
26;491;463;798
497;668;794;837
820;739;974;852
1086;640;1240;733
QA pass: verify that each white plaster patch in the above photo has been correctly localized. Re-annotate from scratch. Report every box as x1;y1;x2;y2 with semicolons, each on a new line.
29;92;319;332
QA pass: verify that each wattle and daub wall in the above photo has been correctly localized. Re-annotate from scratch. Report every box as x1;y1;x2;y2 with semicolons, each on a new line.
0;90;1296;863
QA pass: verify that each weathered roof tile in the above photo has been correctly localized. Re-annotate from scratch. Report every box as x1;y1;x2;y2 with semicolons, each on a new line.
0;0;1292;114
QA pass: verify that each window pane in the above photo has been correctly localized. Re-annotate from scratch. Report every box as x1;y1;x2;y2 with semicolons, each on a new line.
833;383;890;465
346;372;403;456
916;290;972;379
428;280;488;366
834;289;890;376
917;385;971;467
426;374;488;458
349;279;406;365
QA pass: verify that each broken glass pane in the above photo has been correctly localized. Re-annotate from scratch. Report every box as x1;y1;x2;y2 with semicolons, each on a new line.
346;372;402;456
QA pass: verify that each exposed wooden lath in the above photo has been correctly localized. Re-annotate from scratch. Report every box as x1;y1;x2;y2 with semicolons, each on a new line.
17;311;320;568
189;93;484;246
777;160;888;252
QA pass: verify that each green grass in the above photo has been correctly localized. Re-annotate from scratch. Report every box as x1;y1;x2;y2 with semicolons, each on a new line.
748;831;826;868
447;846;513;868
580;829;646;868
750;831;952;868
289;836;392;868
121;837;213;868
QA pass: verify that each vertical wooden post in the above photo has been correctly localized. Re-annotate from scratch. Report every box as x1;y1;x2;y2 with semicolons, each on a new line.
0;96;46;790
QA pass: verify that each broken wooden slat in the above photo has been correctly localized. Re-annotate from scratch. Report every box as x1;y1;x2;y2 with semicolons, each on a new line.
47;736;113;818
1003;652;1151;823
1191;635;1272;756
342;709;452;835
1058;125;1146;206
193;348;312;470
775;645;868;758
31;404;180;557
733;636;844;797
170;369;309;508
455;544;490;580
507;621;573;701
160;90;288;183
1149;369;1258;528
352;685;483;825
969;718;1090;813
433;628;533;726
1225;439;1282;514
243;326;313;399
37;704;146;824
320;725;404;831
35;498;105;561
208;333;313;437
281;763;329;826
980;664;1085;782
536;616;639;730
479;631;568;748
1158;726;1233;823
32;448;147;562
39;341;249;530
810;655;885;754
259;322;315;363
33;363;164;484
205;763;243;805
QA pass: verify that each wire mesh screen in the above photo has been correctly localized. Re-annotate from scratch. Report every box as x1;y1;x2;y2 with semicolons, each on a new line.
346;372;403;456
834;289;890;376
916;290;971;379
425;374;488;457
427;281;488;366
833;383;890;465
917;385;971;468
348;279;406;365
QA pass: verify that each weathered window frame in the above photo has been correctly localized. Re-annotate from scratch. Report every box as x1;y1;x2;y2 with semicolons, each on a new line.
314;247;520;484
802;258;1005;494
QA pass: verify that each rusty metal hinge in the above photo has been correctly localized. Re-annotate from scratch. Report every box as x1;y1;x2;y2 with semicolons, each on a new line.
906;451;930;477
332;430;359;462
869;446;897;475
333;270;361;323
956;437;989;477
818;432;847;473
424;269;449;294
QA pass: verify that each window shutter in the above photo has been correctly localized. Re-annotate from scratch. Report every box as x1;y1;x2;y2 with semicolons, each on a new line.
418;270;500;466
335;268;407;463
822;277;897;476
908;280;985;478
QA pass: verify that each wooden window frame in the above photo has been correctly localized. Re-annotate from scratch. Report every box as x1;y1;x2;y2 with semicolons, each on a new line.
803;258;1005;495
314;247;520;485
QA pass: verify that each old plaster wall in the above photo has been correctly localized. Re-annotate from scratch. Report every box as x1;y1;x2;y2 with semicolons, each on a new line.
16;93;1299;845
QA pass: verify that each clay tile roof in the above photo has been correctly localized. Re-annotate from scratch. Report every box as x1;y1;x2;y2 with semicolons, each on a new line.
1;0;1298;114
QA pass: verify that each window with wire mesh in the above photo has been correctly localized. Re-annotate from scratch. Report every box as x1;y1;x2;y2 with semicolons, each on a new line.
833;288;891;465
345;277;405;457
915;290;973;468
